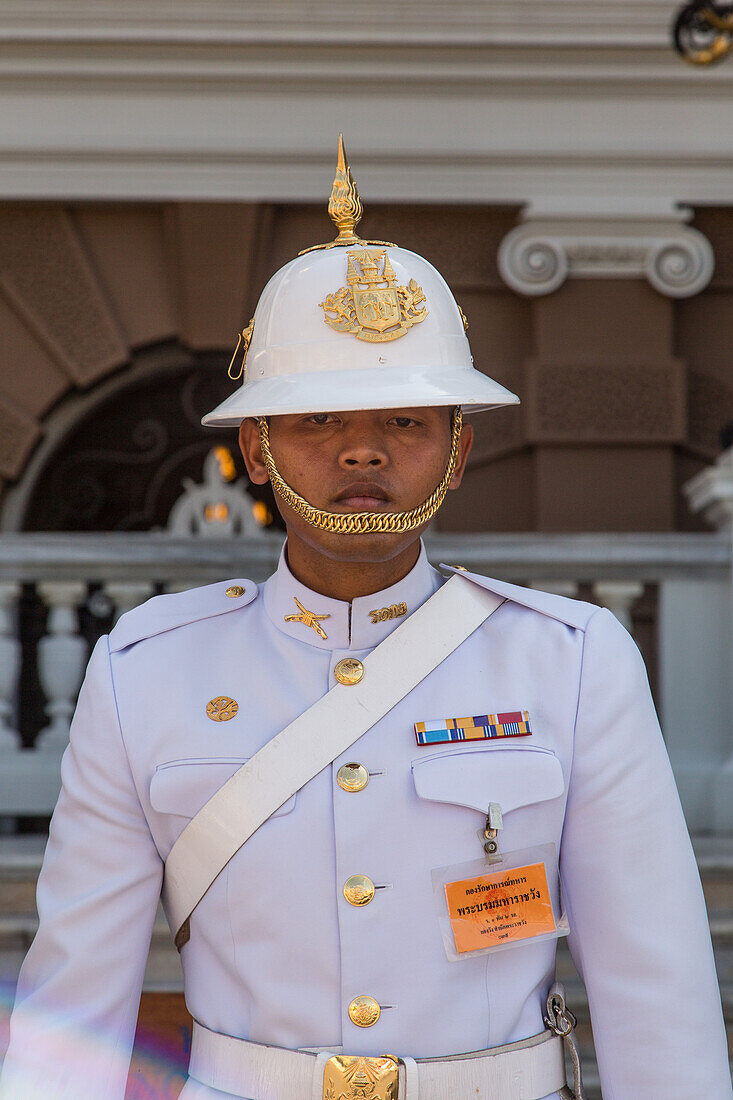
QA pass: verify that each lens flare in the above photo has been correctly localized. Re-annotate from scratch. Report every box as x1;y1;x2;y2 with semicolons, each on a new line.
0;982;189;1099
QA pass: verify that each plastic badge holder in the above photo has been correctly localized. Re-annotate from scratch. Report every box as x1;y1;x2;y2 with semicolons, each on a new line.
432;842;569;963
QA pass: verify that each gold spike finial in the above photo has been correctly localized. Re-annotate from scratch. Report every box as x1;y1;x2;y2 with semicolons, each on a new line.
328;134;363;245
298;135;396;255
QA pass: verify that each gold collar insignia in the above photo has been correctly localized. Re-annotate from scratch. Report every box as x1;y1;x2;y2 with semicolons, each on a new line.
284;596;331;641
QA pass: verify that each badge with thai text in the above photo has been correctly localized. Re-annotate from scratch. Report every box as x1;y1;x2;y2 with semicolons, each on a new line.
445;862;555;954
432;843;568;962
415;711;531;746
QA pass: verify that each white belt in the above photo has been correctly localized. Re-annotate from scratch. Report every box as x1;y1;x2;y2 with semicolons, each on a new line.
187;1020;568;1100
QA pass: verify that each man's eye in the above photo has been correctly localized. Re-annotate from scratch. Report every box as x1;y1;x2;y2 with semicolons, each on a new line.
391;417;418;428
308;414;335;425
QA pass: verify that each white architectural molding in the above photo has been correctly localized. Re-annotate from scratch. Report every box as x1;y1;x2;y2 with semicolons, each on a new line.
498;215;715;298
0;2;685;48
0;1;731;209
685;448;733;533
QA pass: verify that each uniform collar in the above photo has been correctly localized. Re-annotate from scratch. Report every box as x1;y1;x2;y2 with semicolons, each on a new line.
264;541;443;651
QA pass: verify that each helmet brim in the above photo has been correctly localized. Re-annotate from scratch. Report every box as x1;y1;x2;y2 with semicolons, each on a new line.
202;364;519;427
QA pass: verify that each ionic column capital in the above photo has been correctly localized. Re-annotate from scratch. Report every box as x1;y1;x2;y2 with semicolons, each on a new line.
498;213;714;299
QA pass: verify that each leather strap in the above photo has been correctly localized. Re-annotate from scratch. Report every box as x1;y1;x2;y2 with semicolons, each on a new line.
188;1020;567;1100
163;574;504;947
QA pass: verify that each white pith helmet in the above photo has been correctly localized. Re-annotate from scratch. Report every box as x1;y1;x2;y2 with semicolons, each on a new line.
203;137;519;428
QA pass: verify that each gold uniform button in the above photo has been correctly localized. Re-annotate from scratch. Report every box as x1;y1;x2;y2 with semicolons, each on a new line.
348;996;381;1028
337;762;369;792
334;657;364;686
343;874;375;907
225;585;246;598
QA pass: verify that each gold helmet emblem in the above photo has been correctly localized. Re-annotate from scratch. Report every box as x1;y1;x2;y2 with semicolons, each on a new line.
321;248;427;343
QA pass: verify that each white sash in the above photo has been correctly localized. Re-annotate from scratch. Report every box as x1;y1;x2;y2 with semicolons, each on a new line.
162;573;504;948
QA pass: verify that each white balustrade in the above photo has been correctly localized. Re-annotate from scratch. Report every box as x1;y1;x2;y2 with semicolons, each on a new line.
592;581;644;632
104;581;155;623
0;531;729;832
36;582;88;753
531;580;579;599
164;580;202;595
684;451;733;831
0;582;21;751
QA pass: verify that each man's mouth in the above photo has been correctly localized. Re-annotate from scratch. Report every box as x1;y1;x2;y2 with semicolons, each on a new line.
332;482;392;511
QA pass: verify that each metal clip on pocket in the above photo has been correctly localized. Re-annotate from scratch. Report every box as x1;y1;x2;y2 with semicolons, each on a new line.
480;801;504;865
545;981;586;1100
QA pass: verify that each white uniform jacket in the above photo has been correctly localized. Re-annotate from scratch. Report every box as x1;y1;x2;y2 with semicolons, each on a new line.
1;545;731;1099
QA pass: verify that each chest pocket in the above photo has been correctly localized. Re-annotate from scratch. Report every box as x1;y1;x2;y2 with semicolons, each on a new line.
412;746;564;816
149;758;297;821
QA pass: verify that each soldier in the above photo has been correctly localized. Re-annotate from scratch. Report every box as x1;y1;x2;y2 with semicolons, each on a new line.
1;138;731;1100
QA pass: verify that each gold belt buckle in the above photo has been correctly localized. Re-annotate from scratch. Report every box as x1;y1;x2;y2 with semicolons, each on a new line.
323;1054;399;1099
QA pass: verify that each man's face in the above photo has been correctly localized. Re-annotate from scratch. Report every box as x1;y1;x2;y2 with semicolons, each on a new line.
239;406;473;565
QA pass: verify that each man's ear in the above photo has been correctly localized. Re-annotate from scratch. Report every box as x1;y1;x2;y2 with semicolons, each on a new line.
448;421;473;490
238;418;270;485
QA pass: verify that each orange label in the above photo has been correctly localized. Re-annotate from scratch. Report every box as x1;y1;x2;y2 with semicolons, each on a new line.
445;862;556;954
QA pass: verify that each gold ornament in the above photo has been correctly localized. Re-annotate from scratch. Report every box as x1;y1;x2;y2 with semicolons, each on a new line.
323;1054;398;1100
369;602;407;624
337;762;370;792
347;996;382;1028
343;873;376;906
334;657;365;686
284;596;330;640
299;133;395;255
321;248;428;344
206;697;239;722
673;3;733;65
227;318;255;381
257;408;463;535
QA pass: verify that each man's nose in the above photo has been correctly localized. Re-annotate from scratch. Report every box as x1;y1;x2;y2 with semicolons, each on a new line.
338;433;388;468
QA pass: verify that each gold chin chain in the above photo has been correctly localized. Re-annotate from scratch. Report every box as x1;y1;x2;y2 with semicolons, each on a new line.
257;409;463;535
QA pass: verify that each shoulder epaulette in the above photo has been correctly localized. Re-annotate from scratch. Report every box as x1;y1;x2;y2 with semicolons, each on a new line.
441;564;597;631
108;578;258;653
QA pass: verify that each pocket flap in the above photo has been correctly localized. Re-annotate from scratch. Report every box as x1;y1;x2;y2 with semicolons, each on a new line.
412;747;564;815
150;758;297;819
